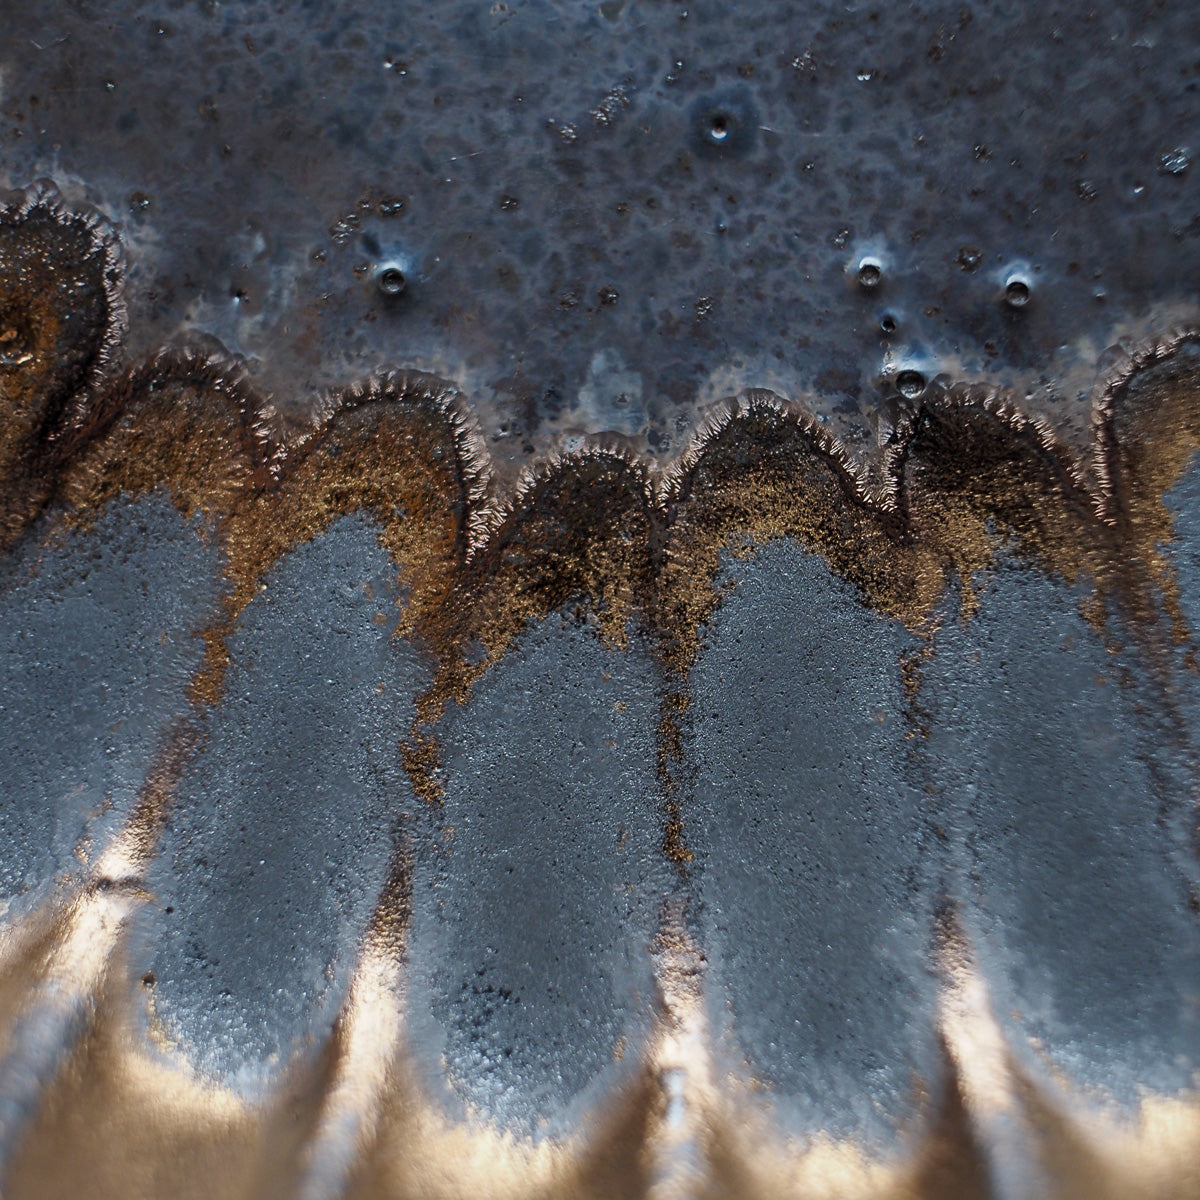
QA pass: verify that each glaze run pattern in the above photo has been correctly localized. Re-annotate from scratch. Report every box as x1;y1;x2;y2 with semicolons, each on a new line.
0;182;1196;1199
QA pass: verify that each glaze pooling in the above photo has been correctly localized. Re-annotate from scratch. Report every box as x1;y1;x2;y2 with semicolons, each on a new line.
0;27;1198;1193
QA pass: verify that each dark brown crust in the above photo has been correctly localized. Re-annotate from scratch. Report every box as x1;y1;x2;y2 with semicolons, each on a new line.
0;183;124;551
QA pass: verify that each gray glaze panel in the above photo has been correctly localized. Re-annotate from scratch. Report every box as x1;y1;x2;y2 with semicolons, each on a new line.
0;494;222;914
924;565;1200;1103
687;539;941;1144
1151;456;1200;894
407;615;667;1137
1165;457;1200;640
136;515;425;1090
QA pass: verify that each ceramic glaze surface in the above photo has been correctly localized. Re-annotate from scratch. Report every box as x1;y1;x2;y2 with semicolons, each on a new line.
0;4;1198;1198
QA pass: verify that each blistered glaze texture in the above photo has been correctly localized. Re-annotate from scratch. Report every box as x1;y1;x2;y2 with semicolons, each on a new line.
1;1;1197;469
687;541;942;1144
0;494;220;915
406;615;667;1137
924;564;1200;1103
134;516;424;1088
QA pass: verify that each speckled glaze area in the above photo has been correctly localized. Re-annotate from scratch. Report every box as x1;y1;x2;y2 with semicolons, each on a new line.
0;4;1199;1198
2;0;1198;483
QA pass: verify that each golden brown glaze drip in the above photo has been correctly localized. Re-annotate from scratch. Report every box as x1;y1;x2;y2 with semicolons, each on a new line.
403;450;656;801
902;395;1098;611
660;400;931;656
0;186;122;551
